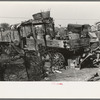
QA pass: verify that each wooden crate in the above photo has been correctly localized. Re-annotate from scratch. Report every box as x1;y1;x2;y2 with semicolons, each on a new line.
32;13;42;20
41;11;50;19
67;57;79;69
26;38;36;50
80;38;90;47
69;38;90;50
69;39;80;49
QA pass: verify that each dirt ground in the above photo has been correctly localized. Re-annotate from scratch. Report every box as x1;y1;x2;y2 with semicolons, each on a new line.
46;67;100;81
3;62;100;81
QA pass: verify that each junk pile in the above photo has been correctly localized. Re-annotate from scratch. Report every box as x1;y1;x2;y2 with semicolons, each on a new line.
87;72;100;81
79;46;100;69
1;11;100;81
0;41;46;81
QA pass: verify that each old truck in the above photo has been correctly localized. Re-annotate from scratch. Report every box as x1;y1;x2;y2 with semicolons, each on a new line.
16;11;91;72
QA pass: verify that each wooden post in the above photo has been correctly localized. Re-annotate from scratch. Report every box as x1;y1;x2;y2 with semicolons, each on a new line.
9;32;12;42
31;24;46;77
17;26;22;48
0;63;5;81
52;22;55;38
43;24;47;47
31;24;39;52
13;30;15;40
1;31;3;41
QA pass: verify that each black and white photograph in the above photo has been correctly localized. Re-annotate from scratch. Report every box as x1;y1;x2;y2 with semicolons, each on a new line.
0;1;100;82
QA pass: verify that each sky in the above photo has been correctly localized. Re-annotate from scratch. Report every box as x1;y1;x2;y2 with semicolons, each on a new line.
0;2;100;27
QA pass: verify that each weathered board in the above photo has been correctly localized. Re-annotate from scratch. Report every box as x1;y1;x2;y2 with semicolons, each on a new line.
69;38;90;49
37;39;65;48
26;37;90;51
26;38;36;50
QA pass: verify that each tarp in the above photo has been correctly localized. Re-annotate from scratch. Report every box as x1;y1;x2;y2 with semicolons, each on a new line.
67;24;82;33
32;11;50;20
88;32;99;42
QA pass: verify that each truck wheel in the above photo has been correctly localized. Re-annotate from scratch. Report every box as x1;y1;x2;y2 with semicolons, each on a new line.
51;52;65;71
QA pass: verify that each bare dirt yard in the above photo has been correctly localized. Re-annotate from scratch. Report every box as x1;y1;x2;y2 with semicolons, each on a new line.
3;61;100;81
47;67;100;81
